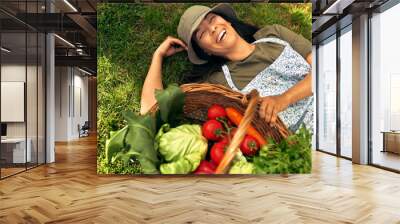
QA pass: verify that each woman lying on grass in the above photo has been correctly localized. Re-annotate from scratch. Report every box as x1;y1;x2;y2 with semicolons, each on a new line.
140;3;313;133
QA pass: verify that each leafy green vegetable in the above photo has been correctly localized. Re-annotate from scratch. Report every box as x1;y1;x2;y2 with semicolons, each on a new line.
253;125;312;174
105;126;128;163
155;84;185;129
156;124;208;174
122;111;160;174
104;84;186;174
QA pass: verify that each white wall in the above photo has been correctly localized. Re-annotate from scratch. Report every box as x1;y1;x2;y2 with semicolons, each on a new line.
1;65;26;139
1;64;41;138
54;67;89;141
1;64;26;82
55;66;69;141
1;63;46;164
72;72;89;138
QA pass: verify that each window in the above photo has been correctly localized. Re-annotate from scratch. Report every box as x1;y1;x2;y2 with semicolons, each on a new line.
339;26;352;158
0;2;47;179
317;35;337;154
370;2;400;171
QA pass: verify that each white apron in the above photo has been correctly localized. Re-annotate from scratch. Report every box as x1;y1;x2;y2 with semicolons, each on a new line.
221;37;313;132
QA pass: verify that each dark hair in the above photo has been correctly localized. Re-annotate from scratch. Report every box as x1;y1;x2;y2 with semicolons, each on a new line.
183;12;259;83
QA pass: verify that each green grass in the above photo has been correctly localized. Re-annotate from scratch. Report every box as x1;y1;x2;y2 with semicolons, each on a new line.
97;3;312;174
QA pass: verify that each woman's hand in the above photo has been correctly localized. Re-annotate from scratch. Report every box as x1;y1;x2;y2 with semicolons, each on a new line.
154;36;188;58
259;71;313;125
259;94;291;125
140;36;188;115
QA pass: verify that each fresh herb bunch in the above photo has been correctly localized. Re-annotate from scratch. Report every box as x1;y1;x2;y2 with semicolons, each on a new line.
253;125;312;174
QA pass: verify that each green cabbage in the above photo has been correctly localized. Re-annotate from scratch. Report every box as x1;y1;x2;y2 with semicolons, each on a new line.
227;150;255;174
156;124;208;174
229;160;255;174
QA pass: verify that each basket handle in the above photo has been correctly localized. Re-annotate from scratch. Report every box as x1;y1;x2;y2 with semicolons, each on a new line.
215;89;260;174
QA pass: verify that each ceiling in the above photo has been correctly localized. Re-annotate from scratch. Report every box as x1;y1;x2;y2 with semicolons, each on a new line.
0;0;97;74
312;0;390;44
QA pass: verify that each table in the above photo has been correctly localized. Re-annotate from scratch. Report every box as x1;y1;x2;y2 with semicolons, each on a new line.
1;138;32;163
381;131;400;154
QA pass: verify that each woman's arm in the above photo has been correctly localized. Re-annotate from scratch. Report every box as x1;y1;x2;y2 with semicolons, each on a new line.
140;36;187;115
140;54;164;115
283;53;312;104
259;52;312;125
306;53;312;65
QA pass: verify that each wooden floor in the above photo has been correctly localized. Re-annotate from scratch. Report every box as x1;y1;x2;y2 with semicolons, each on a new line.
1;163;44;178
0;167;26;178
1;136;400;224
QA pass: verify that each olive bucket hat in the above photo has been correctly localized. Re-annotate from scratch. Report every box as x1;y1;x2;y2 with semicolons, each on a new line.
177;3;236;65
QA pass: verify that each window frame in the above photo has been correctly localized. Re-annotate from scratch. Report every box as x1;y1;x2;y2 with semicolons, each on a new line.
315;23;352;161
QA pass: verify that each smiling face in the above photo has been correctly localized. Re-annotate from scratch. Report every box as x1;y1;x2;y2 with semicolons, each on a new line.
193;13;240;57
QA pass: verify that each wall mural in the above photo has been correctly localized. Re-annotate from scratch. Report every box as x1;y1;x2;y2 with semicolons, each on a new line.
97;3;313;175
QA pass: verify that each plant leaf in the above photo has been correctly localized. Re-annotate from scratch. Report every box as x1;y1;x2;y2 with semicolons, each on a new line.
105;126;128;163
253;125;312;174
123;111;160;174
154;84;185;128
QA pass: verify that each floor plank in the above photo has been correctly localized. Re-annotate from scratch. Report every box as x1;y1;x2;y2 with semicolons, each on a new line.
0;136;400;224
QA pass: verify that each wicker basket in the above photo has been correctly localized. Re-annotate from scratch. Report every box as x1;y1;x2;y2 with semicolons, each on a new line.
149;83;291;173
150;83;290;141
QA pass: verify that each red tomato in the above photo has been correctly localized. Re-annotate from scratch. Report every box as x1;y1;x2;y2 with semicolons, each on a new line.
207;104;227;120
240;135;260;156
220;128;237;144
194;161;216;174
227;119;235;128
220;136;229;145
210;142;227;165
202;120;224;141
209;160;218;170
